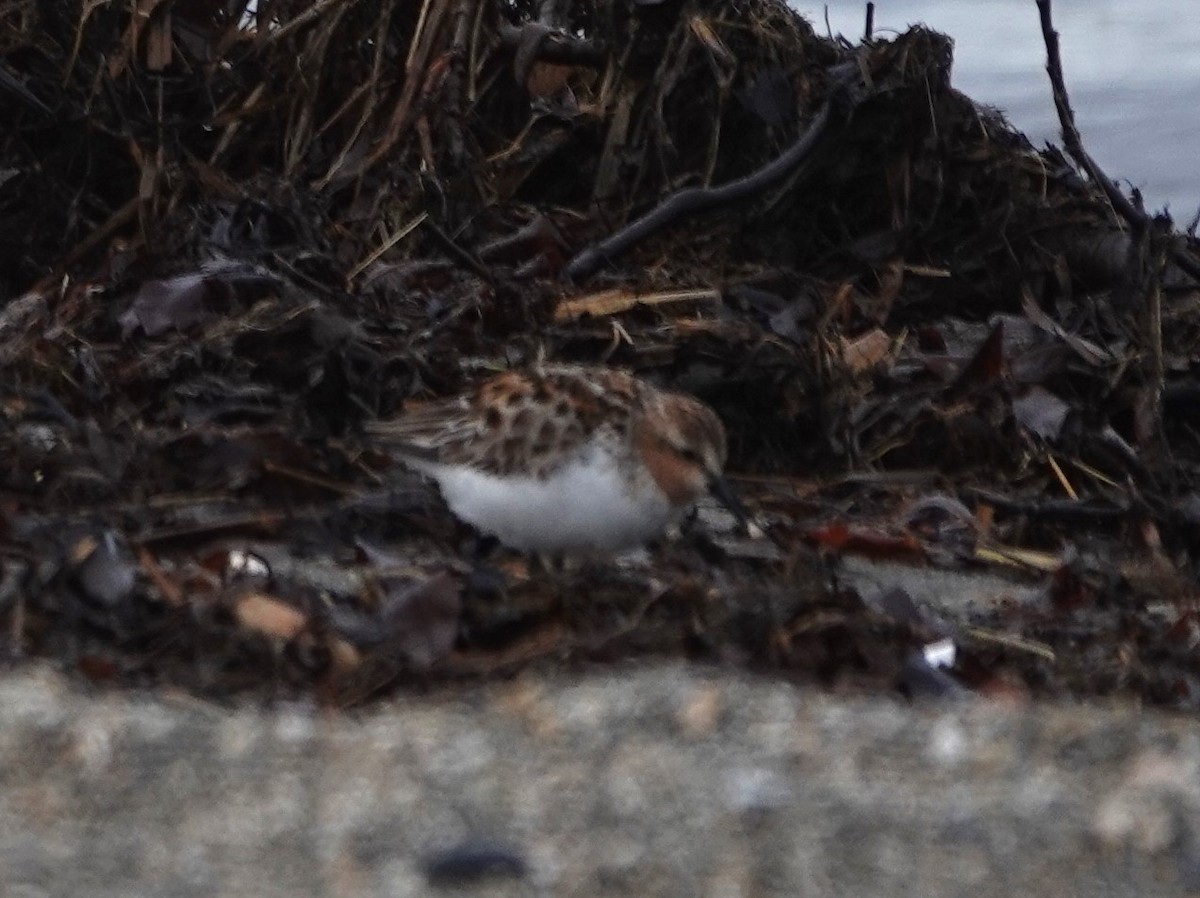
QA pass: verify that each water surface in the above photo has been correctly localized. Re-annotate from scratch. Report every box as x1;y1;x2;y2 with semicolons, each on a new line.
794;1;1200;218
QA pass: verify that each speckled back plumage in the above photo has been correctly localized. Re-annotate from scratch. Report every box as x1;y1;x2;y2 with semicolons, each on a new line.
367;365;655;478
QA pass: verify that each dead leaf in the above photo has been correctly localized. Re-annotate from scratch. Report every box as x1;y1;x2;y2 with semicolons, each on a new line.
118;273;212;338
803;521;924;560
841;328;892;373
74;532;137;606
1012;386;1072;441
234;591;308;640
526;62;572;97
328;637;362;675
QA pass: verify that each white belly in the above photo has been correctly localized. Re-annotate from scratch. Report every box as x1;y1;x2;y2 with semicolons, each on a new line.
415;450;677;552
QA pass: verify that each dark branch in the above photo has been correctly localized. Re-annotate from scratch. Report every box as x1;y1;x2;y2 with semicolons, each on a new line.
1036;0;1200;283
565;100;837;282
498;23;607;78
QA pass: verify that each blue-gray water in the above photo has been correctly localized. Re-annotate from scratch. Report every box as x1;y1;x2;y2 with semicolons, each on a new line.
795;1;1200;219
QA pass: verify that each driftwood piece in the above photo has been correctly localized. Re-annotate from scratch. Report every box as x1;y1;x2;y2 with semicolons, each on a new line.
1036;0;1200;284
565;100;837;283
1037;0;1185;455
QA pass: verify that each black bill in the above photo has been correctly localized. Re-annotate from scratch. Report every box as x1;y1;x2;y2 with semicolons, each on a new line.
707;474;751;532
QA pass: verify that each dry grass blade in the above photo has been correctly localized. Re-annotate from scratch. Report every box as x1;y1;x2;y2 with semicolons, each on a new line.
553;288;721;322
347;213;429;285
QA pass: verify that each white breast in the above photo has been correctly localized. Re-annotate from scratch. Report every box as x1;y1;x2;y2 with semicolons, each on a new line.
412;445;678;552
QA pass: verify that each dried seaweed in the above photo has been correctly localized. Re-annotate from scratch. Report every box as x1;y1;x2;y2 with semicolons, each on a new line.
3;0;1200;707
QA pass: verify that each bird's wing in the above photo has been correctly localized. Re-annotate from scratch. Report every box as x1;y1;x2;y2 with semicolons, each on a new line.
368;369;618;477
364;397;483;463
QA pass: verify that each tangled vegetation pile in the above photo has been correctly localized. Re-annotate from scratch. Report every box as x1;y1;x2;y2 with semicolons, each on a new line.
3;0;1200;706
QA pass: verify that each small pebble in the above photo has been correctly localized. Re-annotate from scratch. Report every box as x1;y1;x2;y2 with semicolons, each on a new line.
422;839;528;885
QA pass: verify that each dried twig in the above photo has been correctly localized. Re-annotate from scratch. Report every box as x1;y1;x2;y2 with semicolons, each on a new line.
566;100;838;282
1036;0;1200;283
497;22;606;76
259;0;350;47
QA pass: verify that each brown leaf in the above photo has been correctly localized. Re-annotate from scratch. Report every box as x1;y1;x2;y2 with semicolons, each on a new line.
841;328;892;373
234;591;308;640
525;62;572;97
328;638;362;675
803;521;924;560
